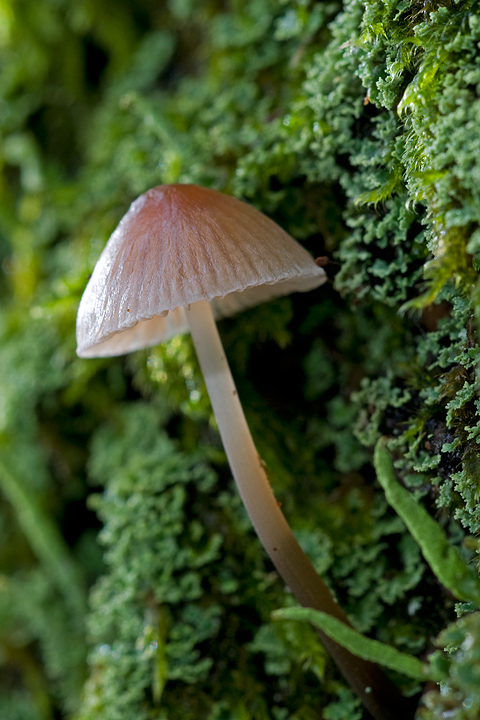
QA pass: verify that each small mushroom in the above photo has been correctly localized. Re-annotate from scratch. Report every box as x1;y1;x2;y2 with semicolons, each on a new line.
77;184;414;720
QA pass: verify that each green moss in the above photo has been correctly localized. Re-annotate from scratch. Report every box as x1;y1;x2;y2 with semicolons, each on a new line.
1;0;480;717
419;612;480;720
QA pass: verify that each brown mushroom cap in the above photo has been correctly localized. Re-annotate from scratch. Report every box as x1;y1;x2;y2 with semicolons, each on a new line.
76;184;326;358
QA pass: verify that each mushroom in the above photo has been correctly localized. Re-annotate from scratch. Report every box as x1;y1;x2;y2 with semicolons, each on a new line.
77;184;414;720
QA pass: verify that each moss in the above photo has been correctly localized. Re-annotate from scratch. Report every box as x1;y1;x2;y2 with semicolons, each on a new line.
419;612;480;720
1;0;480;717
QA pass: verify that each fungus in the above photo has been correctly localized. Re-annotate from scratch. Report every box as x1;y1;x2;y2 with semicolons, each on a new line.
77;184;415;720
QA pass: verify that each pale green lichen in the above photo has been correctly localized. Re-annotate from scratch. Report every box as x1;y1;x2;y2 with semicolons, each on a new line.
1;0;480;717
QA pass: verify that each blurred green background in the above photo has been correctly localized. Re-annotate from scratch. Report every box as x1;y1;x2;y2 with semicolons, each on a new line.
1;0;480;718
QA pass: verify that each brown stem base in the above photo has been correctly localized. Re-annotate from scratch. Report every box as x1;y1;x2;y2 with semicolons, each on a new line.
186;300;416;720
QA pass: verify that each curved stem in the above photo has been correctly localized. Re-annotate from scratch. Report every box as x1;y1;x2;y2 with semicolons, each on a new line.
186;300;415;720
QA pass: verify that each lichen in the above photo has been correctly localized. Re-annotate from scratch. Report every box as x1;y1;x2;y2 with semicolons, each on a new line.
1;0;480;717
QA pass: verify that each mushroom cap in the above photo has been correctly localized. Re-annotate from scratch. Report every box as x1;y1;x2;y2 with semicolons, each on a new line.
76;184;326;358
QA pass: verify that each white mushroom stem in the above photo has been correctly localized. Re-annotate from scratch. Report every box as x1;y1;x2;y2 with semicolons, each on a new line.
186;300;414;720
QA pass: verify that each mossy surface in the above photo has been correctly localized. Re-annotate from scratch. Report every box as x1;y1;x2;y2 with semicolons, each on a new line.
1;0;480;718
